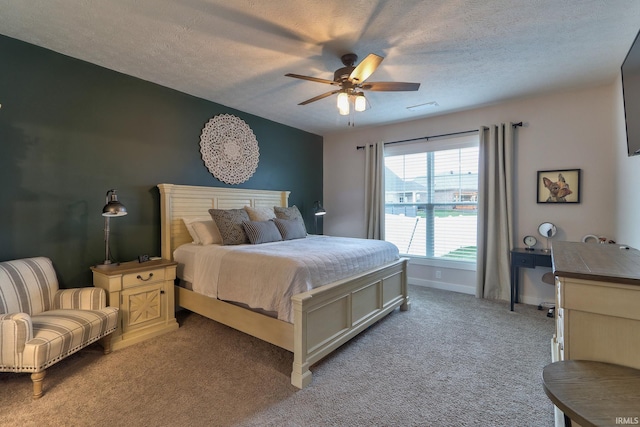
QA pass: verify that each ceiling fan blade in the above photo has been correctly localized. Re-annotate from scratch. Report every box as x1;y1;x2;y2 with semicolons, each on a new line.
362;82;421;91
285;73;337;85
349;53;383;84
298;90;342;105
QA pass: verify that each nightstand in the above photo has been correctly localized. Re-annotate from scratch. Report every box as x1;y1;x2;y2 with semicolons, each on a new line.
91;258;179;350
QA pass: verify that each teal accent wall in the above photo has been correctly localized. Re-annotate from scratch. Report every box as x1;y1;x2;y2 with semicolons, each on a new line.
0;35;323;287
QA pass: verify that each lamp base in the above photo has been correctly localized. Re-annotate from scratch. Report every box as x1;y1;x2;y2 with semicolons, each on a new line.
93;261;121;270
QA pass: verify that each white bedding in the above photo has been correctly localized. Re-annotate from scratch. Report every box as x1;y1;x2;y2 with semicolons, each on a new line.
173;235;400;323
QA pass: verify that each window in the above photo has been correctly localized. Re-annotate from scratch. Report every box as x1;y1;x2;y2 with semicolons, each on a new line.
384;134;479;262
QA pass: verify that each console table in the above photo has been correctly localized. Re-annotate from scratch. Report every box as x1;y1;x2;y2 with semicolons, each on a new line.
543;360;640;427
510;248;552;311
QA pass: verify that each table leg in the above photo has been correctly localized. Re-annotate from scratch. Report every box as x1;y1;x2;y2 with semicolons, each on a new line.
515;266;520;304
510;264;517;311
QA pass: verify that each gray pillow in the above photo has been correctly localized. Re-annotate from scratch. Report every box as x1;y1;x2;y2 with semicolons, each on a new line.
242;220;283;244
209;208;250;245
274;205;306;235
273;218;307;240
274;205;303;222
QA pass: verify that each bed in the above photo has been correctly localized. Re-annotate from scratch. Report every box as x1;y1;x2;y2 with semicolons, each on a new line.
158;183;410;388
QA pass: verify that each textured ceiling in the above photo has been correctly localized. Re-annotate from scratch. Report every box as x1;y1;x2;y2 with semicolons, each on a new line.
1;0;639;136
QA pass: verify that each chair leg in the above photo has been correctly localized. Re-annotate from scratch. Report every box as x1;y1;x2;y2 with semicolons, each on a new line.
102;334;113;355
31;371;46;399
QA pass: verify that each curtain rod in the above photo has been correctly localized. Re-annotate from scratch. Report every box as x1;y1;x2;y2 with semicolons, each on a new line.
356;122;523;150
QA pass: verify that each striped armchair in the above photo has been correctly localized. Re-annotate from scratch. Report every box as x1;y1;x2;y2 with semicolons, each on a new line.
0;257;118;399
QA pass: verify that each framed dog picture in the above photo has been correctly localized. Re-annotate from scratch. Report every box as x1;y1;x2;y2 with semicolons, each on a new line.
537;169;581;204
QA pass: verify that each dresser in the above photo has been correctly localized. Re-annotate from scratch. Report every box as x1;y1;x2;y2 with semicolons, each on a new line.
91;259;179;350
550;241;640;426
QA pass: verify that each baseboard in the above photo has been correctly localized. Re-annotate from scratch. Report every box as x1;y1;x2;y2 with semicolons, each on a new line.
408;278;549;308
409;277;475;295
521;295;554;307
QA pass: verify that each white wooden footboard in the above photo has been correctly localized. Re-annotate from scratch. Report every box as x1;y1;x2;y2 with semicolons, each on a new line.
291;258;410;388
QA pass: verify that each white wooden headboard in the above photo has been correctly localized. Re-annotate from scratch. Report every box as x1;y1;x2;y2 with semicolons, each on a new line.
157;184;290;260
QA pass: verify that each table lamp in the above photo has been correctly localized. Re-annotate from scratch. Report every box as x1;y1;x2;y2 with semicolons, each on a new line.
313;201;326;235
96;189;127;269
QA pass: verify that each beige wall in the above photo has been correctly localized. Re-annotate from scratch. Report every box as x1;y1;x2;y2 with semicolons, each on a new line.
323;83;630;305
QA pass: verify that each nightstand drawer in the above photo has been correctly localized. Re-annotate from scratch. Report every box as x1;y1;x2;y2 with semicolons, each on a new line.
535;254;552;267
122;268;165;288
512;253;534;268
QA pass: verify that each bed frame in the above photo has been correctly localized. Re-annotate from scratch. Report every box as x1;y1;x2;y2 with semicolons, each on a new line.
157;183;410;388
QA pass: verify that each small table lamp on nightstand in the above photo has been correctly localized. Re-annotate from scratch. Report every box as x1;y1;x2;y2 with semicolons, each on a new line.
96;189;127;269
314;201;326;235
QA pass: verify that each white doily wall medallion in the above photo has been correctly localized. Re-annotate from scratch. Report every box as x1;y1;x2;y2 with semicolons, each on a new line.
199;114;259;184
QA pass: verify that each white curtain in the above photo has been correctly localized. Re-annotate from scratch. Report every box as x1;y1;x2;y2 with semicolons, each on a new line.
364;141;385;240
476;124;515;300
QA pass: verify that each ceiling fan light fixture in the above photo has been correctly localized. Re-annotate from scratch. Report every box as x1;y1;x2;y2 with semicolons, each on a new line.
337;92;349;111
354;93;366;112
286;52;420;119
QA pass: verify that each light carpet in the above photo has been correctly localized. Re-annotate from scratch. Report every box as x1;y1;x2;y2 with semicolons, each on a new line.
0;286;555;427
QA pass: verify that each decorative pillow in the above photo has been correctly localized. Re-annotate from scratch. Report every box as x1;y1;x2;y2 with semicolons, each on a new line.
182;217;213;244
274;205;303;222
182;217;222;245
192;220;222;245
273;218;307;240
242;220;283;244
244;206;276;222
209;209;250;245
274;206;306;239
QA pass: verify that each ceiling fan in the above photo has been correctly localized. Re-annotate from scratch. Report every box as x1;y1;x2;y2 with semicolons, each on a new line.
285;53;420;115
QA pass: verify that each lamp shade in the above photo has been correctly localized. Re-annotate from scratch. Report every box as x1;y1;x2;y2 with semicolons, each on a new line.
354;93;366;112
337;92;349;116
102;190;127;217
313;201;326;216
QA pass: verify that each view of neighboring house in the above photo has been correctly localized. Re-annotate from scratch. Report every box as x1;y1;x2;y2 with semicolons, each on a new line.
384;157;479;261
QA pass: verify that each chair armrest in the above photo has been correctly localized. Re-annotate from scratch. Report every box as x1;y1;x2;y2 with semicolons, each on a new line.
54;287;108;310
0;313;34;363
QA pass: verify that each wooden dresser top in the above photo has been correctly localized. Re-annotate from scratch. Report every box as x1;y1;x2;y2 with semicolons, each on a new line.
551;241;640;286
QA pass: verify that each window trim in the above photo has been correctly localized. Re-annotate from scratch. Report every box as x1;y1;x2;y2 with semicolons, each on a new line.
407;255;476;271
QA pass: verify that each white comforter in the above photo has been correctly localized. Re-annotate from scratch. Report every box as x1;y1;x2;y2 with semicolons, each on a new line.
174;235;400;323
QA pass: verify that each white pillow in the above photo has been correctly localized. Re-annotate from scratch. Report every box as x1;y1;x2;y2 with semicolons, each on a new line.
244;205;276;222
192;220;222;245
183;217;208;244
182;217;222;245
